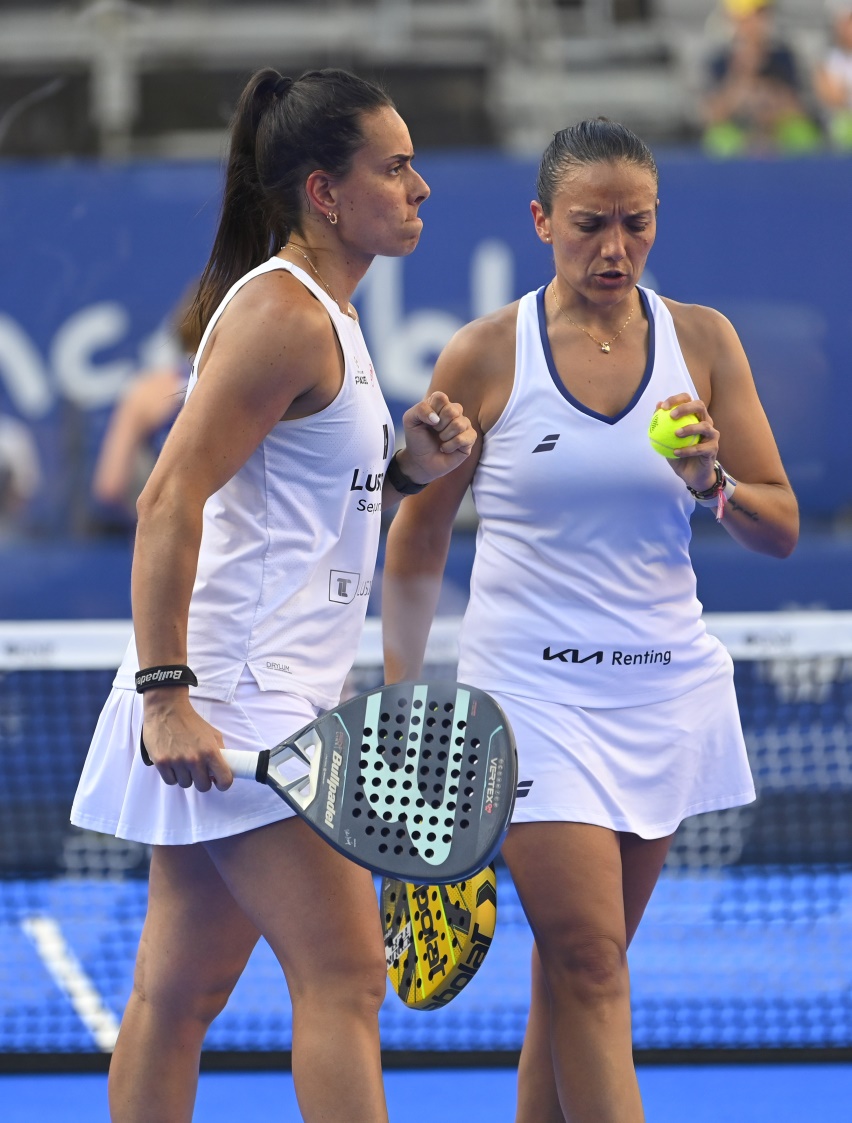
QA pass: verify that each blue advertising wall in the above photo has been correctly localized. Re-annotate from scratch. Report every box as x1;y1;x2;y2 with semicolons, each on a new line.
1;154;851;616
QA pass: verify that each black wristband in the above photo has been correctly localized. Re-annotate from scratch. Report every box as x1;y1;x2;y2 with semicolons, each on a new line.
386;451;427;496
135;665;198;693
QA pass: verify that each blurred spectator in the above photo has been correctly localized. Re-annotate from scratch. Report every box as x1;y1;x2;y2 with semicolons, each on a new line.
92;282;199;522
0;413;41;539
702;0;822;157
815;1;852;150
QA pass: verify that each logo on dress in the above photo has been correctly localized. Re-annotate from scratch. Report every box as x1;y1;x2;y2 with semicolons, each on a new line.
350;468;384;493
329;570;360;604
354;355;376;387
266;661;293;674
542;646;604;665
542;646;673;668
533;434;560;453
516;780;534;799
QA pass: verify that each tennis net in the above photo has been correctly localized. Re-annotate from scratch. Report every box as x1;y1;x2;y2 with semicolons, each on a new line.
1;612;850;1060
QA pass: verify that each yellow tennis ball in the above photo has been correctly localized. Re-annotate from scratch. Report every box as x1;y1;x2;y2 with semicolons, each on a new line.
648;407;701;459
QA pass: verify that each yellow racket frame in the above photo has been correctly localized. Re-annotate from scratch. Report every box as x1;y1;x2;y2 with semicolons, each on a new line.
381;863;497;1010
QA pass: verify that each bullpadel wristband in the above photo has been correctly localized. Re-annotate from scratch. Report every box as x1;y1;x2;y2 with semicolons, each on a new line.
135;665;198;693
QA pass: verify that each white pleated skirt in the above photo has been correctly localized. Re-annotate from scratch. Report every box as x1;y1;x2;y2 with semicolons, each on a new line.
70;675;321;845
492;657;755;839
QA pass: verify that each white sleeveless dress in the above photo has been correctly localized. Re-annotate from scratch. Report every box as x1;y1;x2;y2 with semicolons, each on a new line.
71;258;393;844
457;286;755;837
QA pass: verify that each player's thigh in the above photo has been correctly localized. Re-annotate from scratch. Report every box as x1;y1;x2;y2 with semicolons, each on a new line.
137;843;261;1002
204;816;386;999
502;821;628;954
620;831;673;946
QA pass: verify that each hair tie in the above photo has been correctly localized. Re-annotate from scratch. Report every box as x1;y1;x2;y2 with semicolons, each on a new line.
273;76;294;99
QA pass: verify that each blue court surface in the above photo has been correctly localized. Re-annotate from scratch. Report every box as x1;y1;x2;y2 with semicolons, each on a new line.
2;1064;851;1122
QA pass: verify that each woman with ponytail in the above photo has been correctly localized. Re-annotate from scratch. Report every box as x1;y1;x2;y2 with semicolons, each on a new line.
71;67;474;1122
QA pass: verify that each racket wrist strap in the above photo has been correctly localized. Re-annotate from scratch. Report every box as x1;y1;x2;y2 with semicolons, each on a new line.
135;664;198;693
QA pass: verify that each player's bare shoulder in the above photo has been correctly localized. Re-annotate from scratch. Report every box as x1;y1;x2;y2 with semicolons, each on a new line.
434;301;520;431
660;294;757;411
199;266;339;406
464;298;519;344
659;295;744;389
440;300;520;397
661;296;738;355
216;266;331;354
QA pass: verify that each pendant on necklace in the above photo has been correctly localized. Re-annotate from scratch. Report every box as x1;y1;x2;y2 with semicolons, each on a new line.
600;342;611;354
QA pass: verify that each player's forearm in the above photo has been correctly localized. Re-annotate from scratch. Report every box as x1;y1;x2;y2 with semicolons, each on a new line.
713;481;799;558
382;570;445;682
383;512;452;681
131;487;204;668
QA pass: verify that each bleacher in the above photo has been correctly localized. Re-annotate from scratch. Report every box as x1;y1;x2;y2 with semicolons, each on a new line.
0;0;835;157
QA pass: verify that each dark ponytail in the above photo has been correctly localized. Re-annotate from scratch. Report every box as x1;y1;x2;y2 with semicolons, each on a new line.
536;118;658;215
190;67;394;338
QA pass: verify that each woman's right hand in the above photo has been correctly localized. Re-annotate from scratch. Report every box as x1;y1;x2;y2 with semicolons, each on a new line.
141;691;233;792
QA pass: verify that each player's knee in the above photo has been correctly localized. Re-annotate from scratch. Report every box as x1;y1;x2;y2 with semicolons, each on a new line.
132;972;235;1027
541;933;628;1006
348;966;388;1017
131;950;239;1027
294;949;388;1017
337;949;388;1012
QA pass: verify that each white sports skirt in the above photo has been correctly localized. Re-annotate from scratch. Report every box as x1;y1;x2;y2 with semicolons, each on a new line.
493;658;755;839
70;674;320;846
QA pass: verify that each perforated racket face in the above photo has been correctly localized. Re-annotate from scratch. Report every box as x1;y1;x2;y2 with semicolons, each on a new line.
381;865;497;1010
265;681;516;882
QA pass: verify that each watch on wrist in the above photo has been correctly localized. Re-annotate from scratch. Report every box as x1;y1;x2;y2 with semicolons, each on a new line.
687;461;726;501
687;461;737;519
386;451;427;496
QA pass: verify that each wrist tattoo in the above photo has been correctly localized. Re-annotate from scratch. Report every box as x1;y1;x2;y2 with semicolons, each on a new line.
728;498;759;522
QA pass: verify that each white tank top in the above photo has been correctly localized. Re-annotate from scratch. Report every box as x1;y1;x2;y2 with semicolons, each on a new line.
457;285;728;708
115;258;393;708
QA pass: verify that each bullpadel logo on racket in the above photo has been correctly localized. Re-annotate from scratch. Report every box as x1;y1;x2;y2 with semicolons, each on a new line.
323;730;350;829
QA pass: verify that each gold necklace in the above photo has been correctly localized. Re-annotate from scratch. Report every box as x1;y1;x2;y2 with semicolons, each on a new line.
283;243;354;318
550;282;634;354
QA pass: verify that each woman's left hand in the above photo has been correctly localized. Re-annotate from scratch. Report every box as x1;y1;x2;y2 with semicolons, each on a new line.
395;391;477;485
657;393;720;494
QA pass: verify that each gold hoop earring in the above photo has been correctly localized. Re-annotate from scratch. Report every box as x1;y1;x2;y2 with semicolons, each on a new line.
327;211;338;226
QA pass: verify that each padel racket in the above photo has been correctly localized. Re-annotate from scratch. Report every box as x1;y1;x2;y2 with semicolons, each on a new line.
382;864;498;1010
142;680;516;883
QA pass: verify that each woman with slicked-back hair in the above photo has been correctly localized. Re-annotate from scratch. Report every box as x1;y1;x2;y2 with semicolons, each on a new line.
383;118;797;1121
71;67;474;1122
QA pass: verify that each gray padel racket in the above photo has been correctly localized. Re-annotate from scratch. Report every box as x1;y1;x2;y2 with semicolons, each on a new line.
143;680;516;883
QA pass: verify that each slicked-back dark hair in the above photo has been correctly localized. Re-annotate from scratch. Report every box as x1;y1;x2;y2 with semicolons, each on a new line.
191;67;394;338
536;118;659;215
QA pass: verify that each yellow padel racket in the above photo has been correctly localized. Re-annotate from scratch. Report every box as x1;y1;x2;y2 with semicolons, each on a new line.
381;864;498;1010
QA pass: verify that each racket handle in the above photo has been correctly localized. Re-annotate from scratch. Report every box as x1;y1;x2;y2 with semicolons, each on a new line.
139;737;269;784
221;748;269;783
